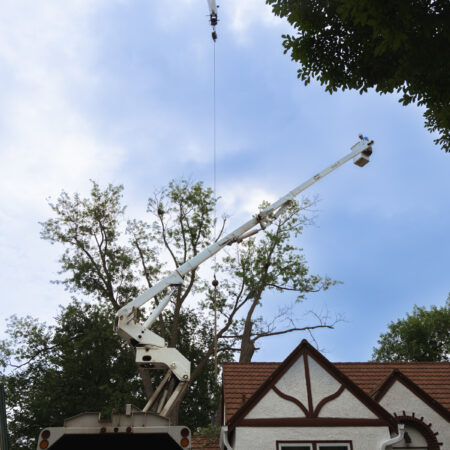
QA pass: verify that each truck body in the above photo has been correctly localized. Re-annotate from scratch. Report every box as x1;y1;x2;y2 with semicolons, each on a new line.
36;406;191;449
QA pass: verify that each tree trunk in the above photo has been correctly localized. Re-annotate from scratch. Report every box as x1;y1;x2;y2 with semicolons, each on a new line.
166;380;190;425
138;366;154;399
239;339;256;363
239;296;260;363
170;289;183;347
128;344;154;399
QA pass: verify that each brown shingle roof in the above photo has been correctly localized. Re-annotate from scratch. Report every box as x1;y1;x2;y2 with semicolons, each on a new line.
222;362;278;423
222;361;450;423
335;362;450;411
191;435;220;450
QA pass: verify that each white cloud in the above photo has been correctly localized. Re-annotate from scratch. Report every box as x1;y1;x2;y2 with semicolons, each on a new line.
219;179;277;217
0;1;125;330
224;0;284;42
0;1;124;211
150;0;199;30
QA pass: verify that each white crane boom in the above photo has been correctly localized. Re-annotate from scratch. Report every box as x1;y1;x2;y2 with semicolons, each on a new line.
114;137;374;417
207;0;218;16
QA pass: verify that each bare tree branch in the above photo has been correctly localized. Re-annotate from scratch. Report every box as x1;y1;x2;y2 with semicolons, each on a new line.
214;216;227;242
158;213;179;268
266;283;322;293
9;333;84;371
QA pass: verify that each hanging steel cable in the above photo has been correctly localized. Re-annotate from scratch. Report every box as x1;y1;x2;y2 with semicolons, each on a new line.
207;0;219;381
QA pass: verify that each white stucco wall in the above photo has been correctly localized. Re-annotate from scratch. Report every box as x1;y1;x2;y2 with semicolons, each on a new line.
307;356;377;419
318;388;377;419
232;426;391;450
308;357;341;407
395;424;428;447
379;380;450;448
246;389;306;419
245;353;378;421
275;355;309;407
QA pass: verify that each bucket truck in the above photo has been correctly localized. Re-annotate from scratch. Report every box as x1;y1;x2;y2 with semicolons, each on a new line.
36;137;373;449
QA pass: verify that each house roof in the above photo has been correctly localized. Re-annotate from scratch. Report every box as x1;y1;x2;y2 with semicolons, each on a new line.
224;340;397;432
222;359;450;424
335;362;450;412
222;362;278;423
370;368;450;421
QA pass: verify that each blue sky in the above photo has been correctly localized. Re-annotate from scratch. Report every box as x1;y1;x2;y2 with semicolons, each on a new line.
0;0;448;363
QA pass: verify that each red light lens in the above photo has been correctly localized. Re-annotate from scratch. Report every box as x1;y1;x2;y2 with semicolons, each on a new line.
126;426;132;433
100;427;106;433
181;427;189;437
41;430;50;439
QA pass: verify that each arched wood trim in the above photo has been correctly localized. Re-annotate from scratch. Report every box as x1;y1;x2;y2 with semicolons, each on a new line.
312;385;345;417
272;386;310;417
394;413;442;450
227;340;398;432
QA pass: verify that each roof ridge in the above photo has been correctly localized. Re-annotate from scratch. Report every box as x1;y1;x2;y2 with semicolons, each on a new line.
222;362;280;365
224;361;450;366
335;361;450;364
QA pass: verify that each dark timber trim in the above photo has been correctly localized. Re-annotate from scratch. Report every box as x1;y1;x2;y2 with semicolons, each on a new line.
227;340;397;432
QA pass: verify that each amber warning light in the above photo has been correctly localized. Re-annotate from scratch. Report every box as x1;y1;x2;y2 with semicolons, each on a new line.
39;430;50;448
180;427;190;447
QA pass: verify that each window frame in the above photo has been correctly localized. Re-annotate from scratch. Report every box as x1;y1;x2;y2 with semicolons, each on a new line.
278;444;312;450
277;441;352;450
317;444;352;450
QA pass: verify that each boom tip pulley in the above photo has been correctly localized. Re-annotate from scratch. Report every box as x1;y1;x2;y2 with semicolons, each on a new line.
207;0;219;41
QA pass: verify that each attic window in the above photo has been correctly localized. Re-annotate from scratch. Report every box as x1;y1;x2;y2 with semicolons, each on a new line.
279;446;311;450
279;444;350;450
318;446;349;450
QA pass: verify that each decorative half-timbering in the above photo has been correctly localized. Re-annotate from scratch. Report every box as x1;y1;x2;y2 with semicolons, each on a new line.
221;340;450;450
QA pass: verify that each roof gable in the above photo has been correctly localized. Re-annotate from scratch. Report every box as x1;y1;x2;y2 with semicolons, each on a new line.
226;340;397;431
373;369;450;422
335;361;450;410
222;361;450;423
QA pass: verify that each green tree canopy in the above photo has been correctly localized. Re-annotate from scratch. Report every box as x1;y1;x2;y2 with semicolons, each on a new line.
372;296;450;361
0;300;231;449
267;0;450;152
0;301;143;450
39;180;336;380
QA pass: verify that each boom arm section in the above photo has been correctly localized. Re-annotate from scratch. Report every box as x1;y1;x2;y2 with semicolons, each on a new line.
114;138;373;415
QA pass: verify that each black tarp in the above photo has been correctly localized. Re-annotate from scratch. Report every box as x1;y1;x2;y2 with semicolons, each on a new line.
49;433;183;449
